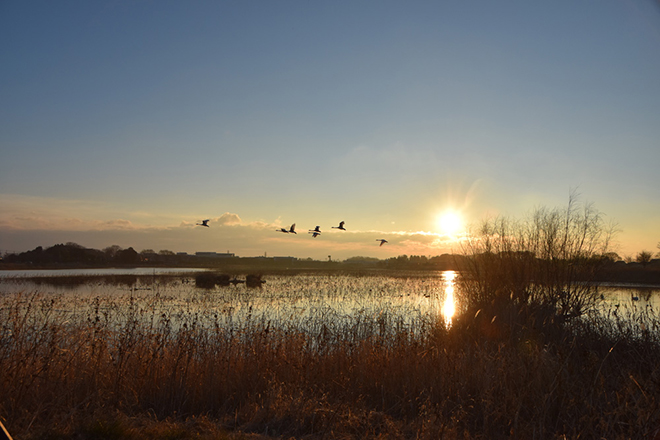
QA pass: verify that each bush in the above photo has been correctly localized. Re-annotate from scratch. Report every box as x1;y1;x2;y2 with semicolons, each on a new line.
458;193;617;327
194;272;230;289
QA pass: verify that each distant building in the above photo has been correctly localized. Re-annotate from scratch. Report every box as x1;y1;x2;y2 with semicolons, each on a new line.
195;252;235;258
273;256;297;262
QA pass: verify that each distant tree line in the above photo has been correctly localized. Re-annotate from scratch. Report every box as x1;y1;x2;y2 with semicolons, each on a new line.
1;242;658;281
0;243;465;270
376;254;465;270
1;243;148;267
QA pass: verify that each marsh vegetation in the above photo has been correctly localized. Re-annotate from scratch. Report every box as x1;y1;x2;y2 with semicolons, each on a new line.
1;270;659;439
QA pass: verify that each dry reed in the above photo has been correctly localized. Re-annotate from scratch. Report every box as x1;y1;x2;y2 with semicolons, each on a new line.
1;276;659;439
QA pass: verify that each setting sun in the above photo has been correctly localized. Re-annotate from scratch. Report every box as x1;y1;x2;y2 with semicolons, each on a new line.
437;211;463;236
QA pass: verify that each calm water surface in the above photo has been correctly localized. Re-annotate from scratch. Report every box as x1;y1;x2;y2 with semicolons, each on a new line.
1;269;658;330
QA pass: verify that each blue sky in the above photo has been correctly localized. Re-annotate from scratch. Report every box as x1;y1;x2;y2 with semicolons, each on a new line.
1;1;659;260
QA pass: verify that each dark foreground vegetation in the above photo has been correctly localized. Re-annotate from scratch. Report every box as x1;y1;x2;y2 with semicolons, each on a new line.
1;289;659;440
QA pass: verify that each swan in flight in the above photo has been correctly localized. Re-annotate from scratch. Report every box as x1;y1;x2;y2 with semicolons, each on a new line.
376;239;388;246
278;223;297;234
309;226;321;233
196;219;210;227
310;231;321;238
332;221;346;230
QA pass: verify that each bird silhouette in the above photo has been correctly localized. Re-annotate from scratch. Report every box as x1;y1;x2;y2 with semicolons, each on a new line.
196;219;210;227
278;223;297;234
376;239;388;246
332;221;346;230
310;231;321;238
309;226;321;233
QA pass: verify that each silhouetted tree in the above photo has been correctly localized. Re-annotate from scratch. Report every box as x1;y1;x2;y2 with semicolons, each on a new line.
103;245;122;258
601;252;621;263
636;251;653;267
115;247;139;265
5;246;45;265
460;192;616;321
3;244;107;265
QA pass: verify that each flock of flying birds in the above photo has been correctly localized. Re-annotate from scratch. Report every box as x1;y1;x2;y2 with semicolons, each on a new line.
196;219;388;246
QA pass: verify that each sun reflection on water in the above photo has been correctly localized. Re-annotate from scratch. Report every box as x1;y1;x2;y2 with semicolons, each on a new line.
441;270;457;326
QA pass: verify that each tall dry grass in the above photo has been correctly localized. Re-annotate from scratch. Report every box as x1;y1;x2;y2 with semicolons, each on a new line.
1;283;660;439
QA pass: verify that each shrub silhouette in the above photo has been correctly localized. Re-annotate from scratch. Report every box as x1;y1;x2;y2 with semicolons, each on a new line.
458;193;617;340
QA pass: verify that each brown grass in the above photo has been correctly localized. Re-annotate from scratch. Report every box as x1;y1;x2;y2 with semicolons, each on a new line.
1;285;660;439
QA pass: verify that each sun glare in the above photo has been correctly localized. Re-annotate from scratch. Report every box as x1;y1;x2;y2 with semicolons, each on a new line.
441;271;457;326
437;211;463;236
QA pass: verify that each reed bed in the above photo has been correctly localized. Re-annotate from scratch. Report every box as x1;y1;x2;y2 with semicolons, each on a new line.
1;275;659;439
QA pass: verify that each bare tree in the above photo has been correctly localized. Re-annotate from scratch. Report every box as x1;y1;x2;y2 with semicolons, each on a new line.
636;251;653;267
459;192;616;321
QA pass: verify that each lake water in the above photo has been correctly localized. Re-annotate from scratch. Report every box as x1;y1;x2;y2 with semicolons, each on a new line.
1;269;658;332
0;269;454;332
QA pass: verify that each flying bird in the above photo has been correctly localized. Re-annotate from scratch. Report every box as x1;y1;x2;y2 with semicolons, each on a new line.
196;219;210;227
309;226;321;233
278;223;297;234
332;221;346;230
376;239;388;246
310;231;321;238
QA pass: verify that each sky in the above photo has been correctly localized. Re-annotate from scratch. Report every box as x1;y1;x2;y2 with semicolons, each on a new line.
1;0;659;261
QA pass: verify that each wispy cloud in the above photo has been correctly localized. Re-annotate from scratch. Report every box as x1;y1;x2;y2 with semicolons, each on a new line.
0;194;171;231
180;212;243;228
0;193;467;258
